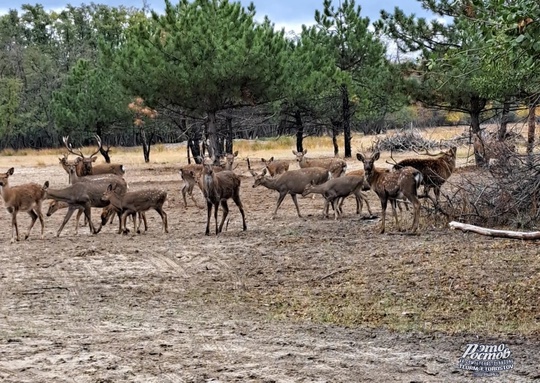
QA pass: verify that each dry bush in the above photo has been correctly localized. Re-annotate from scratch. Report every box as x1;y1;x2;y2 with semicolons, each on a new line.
442;151;540;229
373;130;441;152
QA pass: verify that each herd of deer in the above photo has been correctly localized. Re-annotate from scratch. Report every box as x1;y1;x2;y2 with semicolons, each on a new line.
0;135;457;242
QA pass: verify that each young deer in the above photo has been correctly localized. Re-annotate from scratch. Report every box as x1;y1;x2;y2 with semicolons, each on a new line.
46;200;84;235
292;149;347;178
261;157;289;176
250;167;330;219
197;160;247;235
357;152;423;234
102;184;168;235
393;146;457;204
178;152;238;209
99;204;148;234
302;175;372;219
0;168;47;243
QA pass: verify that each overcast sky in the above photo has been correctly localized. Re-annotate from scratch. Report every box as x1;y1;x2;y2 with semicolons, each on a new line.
1;1;434;31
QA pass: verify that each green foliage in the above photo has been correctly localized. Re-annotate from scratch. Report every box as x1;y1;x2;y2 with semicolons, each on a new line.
0;78;23;136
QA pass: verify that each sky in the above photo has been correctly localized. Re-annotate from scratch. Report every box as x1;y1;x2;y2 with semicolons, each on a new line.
1;0;435;32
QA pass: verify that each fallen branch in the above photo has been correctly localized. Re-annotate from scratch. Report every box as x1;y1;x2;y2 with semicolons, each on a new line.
449;221;540;240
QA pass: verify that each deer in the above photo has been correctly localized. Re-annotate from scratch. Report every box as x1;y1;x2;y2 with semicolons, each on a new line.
357;152;423;234
0;168;47;243
473;133;516;168
66;163;126;186
195;158;247;235
302;175;373;220
292;149;347;178
46;200;84;235
261;157;289;177
393;146;457;204
100;204;148;233
43;178;128;237
250;167;331;219
179;151;238;209
102;184;167;234
63;135;125;176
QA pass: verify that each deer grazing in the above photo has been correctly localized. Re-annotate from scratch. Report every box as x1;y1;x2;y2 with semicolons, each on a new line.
261;157;289;177
102;184;167;234
179;151;239;209
100;204;148;234
393;146;457;204
63;135;125;176
0;168;47;243
250;167;331;219
46;200;84;235
357;152;423;234
195;159;247;235
292;149;347;178
302;174;373;219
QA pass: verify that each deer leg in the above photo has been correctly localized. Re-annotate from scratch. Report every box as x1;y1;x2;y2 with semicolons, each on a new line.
290;194;303;218
361;192;373;216
205;201;213;236
57;207;77;237
24;209;38;240
83;205;97;234
154;207;168;233
272;192;288;219
120;211;130;235
213;202;220;235
379;197;388;234
140;212;148;232
36;201;45;239
232;194;247;231
10;210;19;243
218;200;229;234
390;199;402;232
74;208;84;235
409;195;421;233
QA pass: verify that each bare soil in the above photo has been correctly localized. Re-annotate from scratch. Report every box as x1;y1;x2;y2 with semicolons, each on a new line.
0;160;539;382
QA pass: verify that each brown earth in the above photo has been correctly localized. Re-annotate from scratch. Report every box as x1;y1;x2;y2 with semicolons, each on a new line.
0;160;539;382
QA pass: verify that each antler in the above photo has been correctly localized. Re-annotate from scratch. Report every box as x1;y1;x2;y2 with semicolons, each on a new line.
413;147;442;157
63;136;84;158
90;135;103;158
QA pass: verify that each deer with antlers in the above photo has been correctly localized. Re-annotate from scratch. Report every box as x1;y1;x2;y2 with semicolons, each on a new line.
0;168;47;243
179;152;239;209
292;149;347;178
357;152;423;234
393;146;457;204
194;157;247;235
63;135;125;177
250;167;331;219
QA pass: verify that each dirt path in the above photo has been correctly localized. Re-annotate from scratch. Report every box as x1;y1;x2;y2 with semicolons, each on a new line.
0;163;538;382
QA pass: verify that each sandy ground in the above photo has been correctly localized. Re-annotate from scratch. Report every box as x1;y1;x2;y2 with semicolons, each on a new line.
0;158;538;383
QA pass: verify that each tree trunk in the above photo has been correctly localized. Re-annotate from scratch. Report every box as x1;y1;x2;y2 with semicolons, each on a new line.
206;111;219;163
498;99;510;141
469;95;487;166
527;101;536;155
341;84;352;158
331;119;340;157
294;109;304;153
225;116;233;154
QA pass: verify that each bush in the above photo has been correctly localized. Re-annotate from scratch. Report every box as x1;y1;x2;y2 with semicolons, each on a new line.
373;130;441;152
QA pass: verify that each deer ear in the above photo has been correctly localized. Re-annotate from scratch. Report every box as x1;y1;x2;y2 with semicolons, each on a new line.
107;184;113;191
261;158;266;163
43;181;49;189
7;167;14;175
292;150;297;155
373;152;380;161
92;157;97;162
233;151;238;157
303;149;307;155
356;153;364;161
261;168;267;176
269;157;274;161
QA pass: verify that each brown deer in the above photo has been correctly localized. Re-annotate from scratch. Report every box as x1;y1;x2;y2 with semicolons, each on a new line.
357;152;423;234
0;168;47;243
261;157;289;176
43;178;128;237
250;167;331;218
393;146;457;204
473;133;516;168
196;159;247;235
63;135;124;176
46;200;84;235
178;152;238;209
66;163;126;186
102;184;167;234
302;175;373;219
345;169;373;216
292;149;347;178
99;203;148;234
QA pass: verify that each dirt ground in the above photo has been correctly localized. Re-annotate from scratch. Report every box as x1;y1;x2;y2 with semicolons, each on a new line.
0;159;539;383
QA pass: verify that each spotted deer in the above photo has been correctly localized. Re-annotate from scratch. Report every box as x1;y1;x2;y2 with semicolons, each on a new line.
250;167;331;219
357;152;423;234
0;168;47;243
292;149;347;178
102;184;168;235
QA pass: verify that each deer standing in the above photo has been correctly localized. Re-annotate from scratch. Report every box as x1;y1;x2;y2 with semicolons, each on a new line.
357;152;423;234
292;149;347;178
102;184;167;234
0;168;47;243
393;146;457;204
250;167;330;218
179;152;238;209
63;135;124;176
196;159;246;235
261;157;289;176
